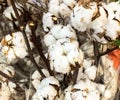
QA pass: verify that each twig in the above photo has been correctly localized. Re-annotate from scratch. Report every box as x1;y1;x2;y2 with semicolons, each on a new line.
93;40;100;67
73;62;80;85
10;0;45;78
29;22;54;76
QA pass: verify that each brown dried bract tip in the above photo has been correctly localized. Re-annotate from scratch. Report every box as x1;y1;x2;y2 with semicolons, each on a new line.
78;0;91;6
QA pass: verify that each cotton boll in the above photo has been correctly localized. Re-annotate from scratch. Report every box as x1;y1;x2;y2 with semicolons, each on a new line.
3;3;22;20
42;12;58;32
48;43;63;60
85;65;97;80
59;3;72;18
105;18;120;41
50;24;63;39
83;59;92;69
51;24;77;39
2;47;18;63
67;48;84;66
48;0;61;16
13;46;28;58
53;55;71;74
44;34;56;46
32;69;50;89
71;2;98;32
36;76;60;100
89;6;108;34
8;82;16;94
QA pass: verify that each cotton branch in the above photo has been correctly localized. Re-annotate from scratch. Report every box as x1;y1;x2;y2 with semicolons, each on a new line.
10;0;45;78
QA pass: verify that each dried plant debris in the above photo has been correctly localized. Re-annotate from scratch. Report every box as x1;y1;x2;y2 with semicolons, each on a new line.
0;0;120;100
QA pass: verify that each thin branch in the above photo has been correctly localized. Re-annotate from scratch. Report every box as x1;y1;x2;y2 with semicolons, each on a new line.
29;22;54;76
73;62;80;85
10;0;45;78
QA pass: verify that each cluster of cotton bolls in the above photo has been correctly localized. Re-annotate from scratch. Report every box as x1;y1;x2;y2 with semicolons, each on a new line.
0;52;17;100
71;1;120;44
1;31;33;63
31;0;120;100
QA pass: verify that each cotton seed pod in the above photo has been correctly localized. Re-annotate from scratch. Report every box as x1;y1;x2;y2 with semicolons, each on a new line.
36;76;60;100
44;34;56;46
71;2;98;32
42;12;58;32
3;3;22;21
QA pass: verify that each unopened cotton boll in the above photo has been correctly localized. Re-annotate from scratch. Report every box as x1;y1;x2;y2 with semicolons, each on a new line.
53;55;71;74
71;2;98;32
42;12;58;32
3;3;22;20
67;48;84;66
44;34;56;46
36;76;59;100
85;65;97;80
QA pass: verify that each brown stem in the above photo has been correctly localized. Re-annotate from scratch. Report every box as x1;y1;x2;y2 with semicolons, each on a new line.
73;62;80;85
10;0;45;78
29;22;54;76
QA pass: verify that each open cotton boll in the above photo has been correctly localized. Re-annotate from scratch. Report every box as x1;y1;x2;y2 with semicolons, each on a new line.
105;18;120;41
65;76;100;100
42;12;58;32
2;47;18;63
71;2;98;32
56;38;79;54
36;76;60;100
59;3;72;18
51;24;77;39
89;6;108;34
3;3;22;21
44;34;56;46
48;43;64;60
67;48;84;66
32;69;50;89
53;55;71;74
85;65;97;80
48;0;60;16
13;46;28;59
12;31;34;49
